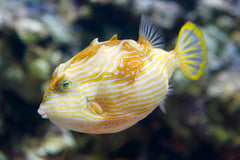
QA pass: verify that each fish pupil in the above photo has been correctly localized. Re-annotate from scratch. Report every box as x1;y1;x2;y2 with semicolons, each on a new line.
63;82;69;88
60;80;72;90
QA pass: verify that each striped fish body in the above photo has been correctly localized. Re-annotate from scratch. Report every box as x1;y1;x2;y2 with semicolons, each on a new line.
38;16;207;134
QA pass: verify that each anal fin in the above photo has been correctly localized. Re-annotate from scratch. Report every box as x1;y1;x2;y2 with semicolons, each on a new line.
159;83;173;114
159;101;166;114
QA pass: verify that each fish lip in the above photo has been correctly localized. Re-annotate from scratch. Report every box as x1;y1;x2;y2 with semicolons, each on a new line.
38;107;48;119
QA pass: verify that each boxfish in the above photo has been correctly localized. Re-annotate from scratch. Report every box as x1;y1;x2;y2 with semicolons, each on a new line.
38;16;207;134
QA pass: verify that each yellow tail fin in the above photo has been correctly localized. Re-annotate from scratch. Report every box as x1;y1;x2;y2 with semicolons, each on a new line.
175;22;207;80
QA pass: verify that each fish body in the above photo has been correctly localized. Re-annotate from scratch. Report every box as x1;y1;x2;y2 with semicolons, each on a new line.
38;16;207;134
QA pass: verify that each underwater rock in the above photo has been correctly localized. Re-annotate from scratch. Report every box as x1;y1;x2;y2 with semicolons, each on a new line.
202;24;230;72
15;18;49;44
133;0;182;28
222;42;239;66
207;40;240;110
58;0;93;23
28;58;51;81
20;127;76;159
207;70;240;101
78;5;93;19
215;15;236;32
48;50;65;67
151;1;183;29
41;127;76;156
4;63;25;86
26;150;46;160
231;1;240;19
200;0;231;11
197;0;231;24
0;0;27;29
0;6;13;29
231;30;240;48
132;0;153;13
42;14;73;44
205;25;240;104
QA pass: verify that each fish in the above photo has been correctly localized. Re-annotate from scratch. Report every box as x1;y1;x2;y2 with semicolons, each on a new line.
38;15;207;134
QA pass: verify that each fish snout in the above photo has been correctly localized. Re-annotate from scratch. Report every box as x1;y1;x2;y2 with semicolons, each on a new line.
38;104;48;119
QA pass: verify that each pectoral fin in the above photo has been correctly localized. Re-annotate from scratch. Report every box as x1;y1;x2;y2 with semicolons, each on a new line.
87;101;104;115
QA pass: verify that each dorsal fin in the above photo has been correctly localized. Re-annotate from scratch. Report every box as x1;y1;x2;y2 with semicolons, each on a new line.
160;101;166;114
110;34;118;41
138;15;164;48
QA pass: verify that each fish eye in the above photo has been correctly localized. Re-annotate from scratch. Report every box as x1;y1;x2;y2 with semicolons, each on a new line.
59;80;72;91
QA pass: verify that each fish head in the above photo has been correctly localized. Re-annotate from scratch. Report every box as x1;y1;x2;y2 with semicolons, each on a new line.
37;62;88;124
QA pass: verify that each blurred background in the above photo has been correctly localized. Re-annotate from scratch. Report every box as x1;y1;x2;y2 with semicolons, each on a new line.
0;0;240;160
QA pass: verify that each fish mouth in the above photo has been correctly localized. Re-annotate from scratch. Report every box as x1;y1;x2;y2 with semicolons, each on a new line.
38;106;48;119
